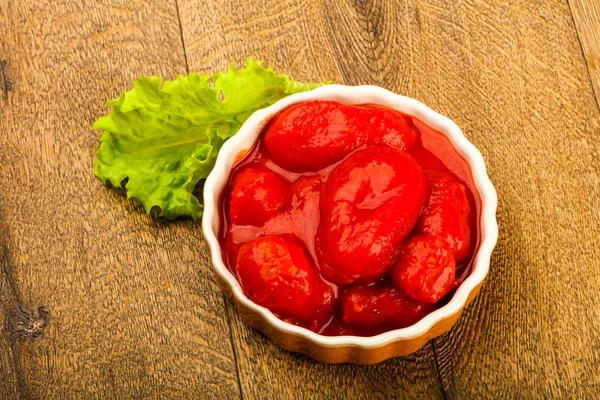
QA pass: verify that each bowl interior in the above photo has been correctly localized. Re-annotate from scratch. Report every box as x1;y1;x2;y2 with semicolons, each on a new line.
202;84;498;348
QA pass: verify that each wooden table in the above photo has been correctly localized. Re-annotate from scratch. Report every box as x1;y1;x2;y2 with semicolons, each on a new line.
1;0;599;398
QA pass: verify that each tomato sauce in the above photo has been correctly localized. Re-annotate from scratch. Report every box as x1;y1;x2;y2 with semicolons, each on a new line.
219;101;480;336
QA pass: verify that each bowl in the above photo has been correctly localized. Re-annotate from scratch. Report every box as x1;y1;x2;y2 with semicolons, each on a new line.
202;84;498;364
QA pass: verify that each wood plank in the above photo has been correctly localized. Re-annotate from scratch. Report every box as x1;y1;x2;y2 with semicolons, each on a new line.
179;0;600;397
0;231;22;399
1;10;30;399
570;0;600;107
0;1;240;398
177;0;445;398
408;0;600;397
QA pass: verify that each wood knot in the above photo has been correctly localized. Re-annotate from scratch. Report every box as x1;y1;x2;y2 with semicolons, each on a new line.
350;0;368;8
8;305;50;341
0;59;13;100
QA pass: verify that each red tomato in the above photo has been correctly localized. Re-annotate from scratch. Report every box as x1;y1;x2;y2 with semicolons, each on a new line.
360;104;416;150
228;164;290;227
391;235;457;303
414;174;471;263
342;284;434;330
316;147;428;284
263;101;416;172
263;101;362;172
236;235;336;332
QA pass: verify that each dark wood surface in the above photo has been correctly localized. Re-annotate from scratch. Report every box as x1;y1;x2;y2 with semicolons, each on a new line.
1;0;599;398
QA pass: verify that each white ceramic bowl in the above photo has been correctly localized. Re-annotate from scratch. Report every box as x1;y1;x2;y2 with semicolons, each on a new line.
202;85;498;364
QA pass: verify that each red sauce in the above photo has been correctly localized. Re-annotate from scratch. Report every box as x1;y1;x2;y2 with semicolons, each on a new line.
219;101;481;337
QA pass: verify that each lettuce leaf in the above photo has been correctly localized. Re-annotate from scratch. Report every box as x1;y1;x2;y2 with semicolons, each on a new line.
94;59;327;220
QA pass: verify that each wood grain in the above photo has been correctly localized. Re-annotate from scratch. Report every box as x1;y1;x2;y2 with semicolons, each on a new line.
1;0;599;398
0;1;239;398
570;0;600;106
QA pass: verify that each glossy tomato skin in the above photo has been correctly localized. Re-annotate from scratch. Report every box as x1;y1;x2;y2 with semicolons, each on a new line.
263;101;416;173
263;101;362;172
236;235;336;332
391;235;457;303
360;104;416;150
228;164;290;227
316;147;428;285
342;284;434;331
414;174;471;264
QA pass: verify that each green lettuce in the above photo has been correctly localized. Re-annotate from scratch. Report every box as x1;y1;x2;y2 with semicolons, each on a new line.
94;59;327;220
